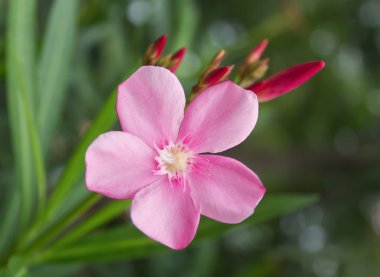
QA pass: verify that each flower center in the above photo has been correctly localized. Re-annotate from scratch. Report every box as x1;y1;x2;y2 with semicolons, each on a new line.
154;143;192;183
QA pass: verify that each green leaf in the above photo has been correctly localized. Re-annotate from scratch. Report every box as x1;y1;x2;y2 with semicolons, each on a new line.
15;59;47;217
34;193;318;264
37;0;79;153
20;194;101;254
6;0;38;229
2;256;30;277
0;193;19;261
53;200;131;248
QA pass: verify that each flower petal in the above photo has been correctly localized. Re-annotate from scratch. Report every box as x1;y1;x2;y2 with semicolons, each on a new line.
178;81;258;153
117;66;186;148
248;61;325;102
131;178;200;250
85;131;158;200
188;155;265;224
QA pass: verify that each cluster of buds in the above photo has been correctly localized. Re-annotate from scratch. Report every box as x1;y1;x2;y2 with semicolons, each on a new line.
144;34;325;103
189;50;234;101
143;34;186;73
235;39;270;87
235;39;325;102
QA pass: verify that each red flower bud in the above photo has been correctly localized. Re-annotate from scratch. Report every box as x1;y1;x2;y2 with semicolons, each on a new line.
203;65;234;86
144;34;167;65
152;34;167;59
248;61;325;102
188;50;231;102
235;39;269;85
169;48;187;72
202;50;227;76
246;39;269;64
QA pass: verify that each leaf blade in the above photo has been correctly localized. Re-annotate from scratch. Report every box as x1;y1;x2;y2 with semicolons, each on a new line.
53;200;131;248
37;0;79;152
5;0;38;230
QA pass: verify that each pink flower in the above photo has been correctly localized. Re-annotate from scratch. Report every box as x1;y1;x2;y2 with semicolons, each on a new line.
85;66;265;249
248;61;325;102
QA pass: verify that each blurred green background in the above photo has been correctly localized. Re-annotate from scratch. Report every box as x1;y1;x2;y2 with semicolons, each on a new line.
1;0;380;276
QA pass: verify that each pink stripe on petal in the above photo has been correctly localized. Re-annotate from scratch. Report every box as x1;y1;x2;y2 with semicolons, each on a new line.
85;131;158;200
131;178;200;250
248;61;325;102
117;66;185;148
188;155;265;224
179;81;258;154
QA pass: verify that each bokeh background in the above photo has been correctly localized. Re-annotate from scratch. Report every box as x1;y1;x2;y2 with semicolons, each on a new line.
1;0;380;276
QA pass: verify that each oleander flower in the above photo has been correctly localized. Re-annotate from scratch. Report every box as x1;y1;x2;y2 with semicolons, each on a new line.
85;66;266;249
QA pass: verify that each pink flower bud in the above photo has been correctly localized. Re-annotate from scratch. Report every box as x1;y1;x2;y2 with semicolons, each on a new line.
169;48;187;72
248;61;325;102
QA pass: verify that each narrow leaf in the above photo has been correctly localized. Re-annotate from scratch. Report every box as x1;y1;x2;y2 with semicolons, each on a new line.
3;256;30;277
20;194;100;254
37;0;79;152
6;0;38;229
53;200;131;248
0;193;19;261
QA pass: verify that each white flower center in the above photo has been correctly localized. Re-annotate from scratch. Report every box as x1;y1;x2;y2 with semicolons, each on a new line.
154;143;192;183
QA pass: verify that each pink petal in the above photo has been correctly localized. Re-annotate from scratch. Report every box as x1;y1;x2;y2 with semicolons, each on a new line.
188;155;265;224
178;81;258;153
117;66;185;148
85;131;158;200
131;178;200;250
248;61;325;102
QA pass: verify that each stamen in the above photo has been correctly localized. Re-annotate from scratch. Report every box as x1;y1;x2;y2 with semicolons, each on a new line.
153;142;192;184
